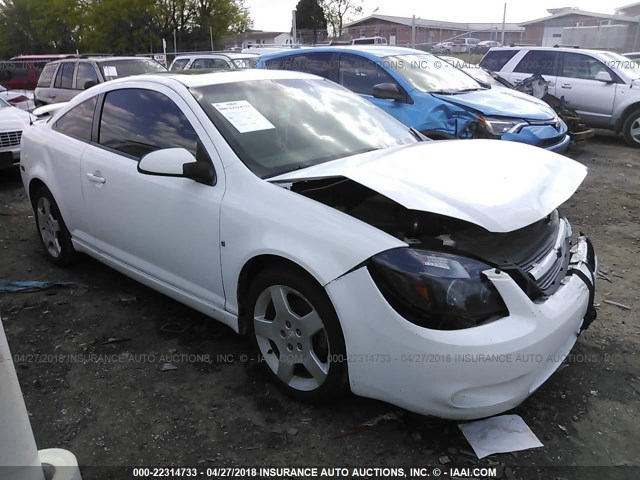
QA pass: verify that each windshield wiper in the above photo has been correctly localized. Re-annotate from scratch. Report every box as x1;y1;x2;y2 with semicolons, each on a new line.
409;127;430;142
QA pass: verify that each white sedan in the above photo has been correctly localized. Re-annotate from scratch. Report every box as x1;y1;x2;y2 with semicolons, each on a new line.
0;97;33;170
19;70;597;419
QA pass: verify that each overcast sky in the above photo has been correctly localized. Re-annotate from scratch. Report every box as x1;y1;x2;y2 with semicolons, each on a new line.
244;0;625;32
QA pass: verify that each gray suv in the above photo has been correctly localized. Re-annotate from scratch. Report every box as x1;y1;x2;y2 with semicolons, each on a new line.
481;47;640;147
35;57;166;106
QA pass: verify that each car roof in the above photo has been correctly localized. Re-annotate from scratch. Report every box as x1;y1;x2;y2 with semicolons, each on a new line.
174;52;259;59
260;45;427;60
489;46;609;55
49;56;153;64
105;69;321;89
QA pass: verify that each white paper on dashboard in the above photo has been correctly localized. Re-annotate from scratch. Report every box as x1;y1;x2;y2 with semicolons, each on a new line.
211;100;275;133
103;66;118;77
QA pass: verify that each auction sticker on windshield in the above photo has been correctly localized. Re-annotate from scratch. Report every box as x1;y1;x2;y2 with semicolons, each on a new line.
212;100;275;133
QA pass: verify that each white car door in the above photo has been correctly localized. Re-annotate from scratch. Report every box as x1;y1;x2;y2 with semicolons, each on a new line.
554;52;616;128
80;86;226;307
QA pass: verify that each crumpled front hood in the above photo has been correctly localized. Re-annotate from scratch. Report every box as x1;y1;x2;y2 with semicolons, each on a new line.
269;140;586;233
0;107;31;130
433;88;556;121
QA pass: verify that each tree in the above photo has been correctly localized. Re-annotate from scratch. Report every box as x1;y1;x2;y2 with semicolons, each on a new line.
320;0;362;39
0;0;84;56
295;0;326;43
0;0;252;58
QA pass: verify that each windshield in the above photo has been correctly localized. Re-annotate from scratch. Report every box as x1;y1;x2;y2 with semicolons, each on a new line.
232;57;258;69
385;53;483;93
99;58;167;80
598;52;640;79
192;78;415;178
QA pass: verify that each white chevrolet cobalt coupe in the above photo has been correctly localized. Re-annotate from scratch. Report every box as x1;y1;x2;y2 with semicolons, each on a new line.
20;70;597;419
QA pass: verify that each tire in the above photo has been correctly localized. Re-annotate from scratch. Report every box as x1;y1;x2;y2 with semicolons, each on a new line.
622;108;640;148
33;186;76;265
246;267;348;403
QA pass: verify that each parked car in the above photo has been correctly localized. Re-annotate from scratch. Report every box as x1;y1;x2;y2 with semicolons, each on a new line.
20;69;597;419
0;97;33;170
474;40;502;54
431;42;453;54
480;46;640;147
0;55;78;91
623;52;640;61
258;46;570;152
351;36;387;45
169;52;259;71
0;85;35;111
34;56;166;106
451;37;480;54
440;56;595;141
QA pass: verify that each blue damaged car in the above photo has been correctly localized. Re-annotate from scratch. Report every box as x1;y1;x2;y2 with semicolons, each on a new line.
257;46;570;153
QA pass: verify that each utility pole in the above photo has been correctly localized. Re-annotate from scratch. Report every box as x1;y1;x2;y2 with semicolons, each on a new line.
173;29;177;54
412;15;416;48
210;26;214;51
501;3;507;45
292;9;297;44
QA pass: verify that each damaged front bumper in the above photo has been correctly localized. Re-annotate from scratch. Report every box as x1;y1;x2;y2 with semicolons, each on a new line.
326;235;596;419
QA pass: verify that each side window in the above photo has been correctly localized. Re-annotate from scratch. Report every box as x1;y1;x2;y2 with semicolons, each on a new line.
53;62;76;88
53;96;98;142
75;63;98;90
479;50;517;71
339;54;397;95
560;53;608;80
514;51;559;76
170;58;190;71
37;63;57;88
271;54;336;80
98;88;199;159
192;58;230;70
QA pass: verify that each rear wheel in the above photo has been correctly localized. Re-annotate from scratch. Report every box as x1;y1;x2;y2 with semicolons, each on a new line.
33;186;76;265
246;267;348;402
622;108;640;148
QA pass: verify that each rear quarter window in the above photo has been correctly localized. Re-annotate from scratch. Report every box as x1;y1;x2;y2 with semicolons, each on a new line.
513;50;559;76
479;50;518;71
37;63;58;87
53;96;98;142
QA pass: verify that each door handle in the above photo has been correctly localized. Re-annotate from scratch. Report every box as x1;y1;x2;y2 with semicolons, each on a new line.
86;172;106;184
561;84;572;89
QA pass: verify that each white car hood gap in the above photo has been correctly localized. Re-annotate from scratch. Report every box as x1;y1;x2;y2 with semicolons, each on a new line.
270;140;586;233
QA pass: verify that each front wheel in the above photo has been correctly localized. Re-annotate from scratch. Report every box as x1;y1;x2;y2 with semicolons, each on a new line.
622;108;640;148
33;186;76;265
246;267;348;403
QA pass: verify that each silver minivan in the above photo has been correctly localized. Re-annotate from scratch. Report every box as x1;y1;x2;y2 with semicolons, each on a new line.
35;57;166;106
481;46;640;147
451;38;480;54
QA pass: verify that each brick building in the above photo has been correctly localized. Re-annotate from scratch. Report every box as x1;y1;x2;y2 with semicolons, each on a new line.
343;14;524;48
519;7;640;51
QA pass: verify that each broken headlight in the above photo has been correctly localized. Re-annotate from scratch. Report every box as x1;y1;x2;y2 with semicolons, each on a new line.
369;249;508;330
477;116;525;136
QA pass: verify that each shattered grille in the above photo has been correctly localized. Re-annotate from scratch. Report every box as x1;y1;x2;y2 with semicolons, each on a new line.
0;130;22;148
538;134;566;148
511;218;570;296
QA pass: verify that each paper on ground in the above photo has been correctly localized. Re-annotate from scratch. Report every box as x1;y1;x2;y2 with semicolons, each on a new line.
212;100;275;133
458;414;543;459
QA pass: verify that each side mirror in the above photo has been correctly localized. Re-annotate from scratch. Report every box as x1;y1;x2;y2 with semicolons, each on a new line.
138;148;215;186
84;80;97;90
372;83;405;102
595;71;613;83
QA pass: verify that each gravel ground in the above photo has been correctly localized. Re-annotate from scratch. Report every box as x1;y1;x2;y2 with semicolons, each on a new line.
0;132;638;480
